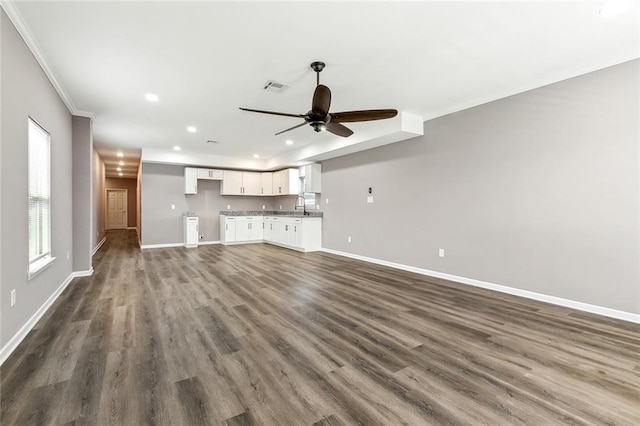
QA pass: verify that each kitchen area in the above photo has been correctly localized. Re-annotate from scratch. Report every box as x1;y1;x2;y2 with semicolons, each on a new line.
173;163;323;251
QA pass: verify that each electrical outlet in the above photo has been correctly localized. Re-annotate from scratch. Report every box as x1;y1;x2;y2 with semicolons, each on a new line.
262;205;265;210
171;204;175;210
279;205;282;210
227;205;231;210
439;249;445;257
367;196;374;203
325;198;329;204
347;236;352;243
11;289;16;307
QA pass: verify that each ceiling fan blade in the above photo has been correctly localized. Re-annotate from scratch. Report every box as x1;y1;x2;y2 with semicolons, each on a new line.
331;109;398;123
312;84;331;116
275;121;308;136
239;107;306;119
325;122;353;137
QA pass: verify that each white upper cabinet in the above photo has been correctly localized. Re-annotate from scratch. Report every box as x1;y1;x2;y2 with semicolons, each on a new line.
197;168;223;180
188;167;302;196
261;172;273;196
243;172;261;195
185;167;198;194
300;163;321;193
185;167;223;194
272;168;300;195
221;171;262;195
221;171;244;195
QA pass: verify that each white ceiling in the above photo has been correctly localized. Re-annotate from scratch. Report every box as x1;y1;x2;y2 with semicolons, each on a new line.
5;1;639;178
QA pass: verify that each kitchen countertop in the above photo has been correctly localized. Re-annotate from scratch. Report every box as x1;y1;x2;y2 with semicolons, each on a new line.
220;210;323;218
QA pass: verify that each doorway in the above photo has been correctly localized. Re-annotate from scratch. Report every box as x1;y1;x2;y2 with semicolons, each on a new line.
106;189;128;229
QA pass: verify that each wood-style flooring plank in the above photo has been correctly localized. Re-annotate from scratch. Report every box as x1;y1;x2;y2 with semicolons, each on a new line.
1;229;638;425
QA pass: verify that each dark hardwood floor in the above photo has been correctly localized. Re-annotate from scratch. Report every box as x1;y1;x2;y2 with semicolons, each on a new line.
1;229;638;425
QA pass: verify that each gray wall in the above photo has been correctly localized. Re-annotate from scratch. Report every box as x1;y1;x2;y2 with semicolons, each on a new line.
141;163;275;245
92;149;105;250
72;116;92;271
321;60;639;314
1;10;74;347
136;162;142;243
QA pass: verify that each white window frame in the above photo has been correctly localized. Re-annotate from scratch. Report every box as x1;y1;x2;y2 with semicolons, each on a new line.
28;118;55;279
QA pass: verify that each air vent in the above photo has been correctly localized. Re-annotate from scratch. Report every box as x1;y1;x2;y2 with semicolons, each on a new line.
263;80;288;93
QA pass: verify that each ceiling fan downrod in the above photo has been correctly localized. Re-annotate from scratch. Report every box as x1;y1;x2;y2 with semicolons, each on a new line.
310;61;325;86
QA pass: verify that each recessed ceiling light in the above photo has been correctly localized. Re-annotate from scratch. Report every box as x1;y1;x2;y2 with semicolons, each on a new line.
118;172;123;176
285;140;293;145
253;154;260;159
173;146;181;151
116;167;122;171
116;152;124;157
145;93;159;102
118;161;125;166
187;126;197;133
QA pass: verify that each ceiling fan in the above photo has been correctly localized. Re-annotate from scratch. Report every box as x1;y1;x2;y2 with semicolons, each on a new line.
239;61;398;138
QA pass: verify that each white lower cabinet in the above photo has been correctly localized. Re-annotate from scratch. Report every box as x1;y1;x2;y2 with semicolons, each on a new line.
220;216;263;244
220;216;237;243
222;215;321;252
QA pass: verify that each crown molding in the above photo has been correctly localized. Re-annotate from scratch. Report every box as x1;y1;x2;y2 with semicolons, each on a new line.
74;110;96;122
1;1;94;119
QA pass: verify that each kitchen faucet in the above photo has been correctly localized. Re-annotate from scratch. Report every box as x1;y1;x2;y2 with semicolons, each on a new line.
294;195;307;215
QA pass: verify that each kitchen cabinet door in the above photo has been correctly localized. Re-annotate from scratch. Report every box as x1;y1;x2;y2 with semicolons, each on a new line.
261;173;273;196
242;172;262;196
221;171;243;195
235;218;251;241
221;217;236;243
185;167;198;194
249;218;264;240
263;217;272;241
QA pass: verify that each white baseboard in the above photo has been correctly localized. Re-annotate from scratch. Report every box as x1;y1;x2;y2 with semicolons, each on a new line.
73;267;94;277
321;248;640;324
140;242;183;249
0;268;92;366
92;237;106;256
141;241;221;249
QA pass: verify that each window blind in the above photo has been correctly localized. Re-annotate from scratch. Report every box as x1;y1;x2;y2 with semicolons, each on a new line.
28;119;51;264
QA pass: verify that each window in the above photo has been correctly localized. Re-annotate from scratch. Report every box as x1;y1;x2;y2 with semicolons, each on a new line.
28;118;54;278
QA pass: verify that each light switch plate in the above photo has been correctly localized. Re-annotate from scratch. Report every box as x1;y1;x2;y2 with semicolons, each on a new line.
367;196;374;203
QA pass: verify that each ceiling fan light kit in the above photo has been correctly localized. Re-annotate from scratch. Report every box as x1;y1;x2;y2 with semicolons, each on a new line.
240;61;398;138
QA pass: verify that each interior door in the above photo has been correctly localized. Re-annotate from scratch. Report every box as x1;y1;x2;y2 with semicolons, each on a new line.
107;190;127;229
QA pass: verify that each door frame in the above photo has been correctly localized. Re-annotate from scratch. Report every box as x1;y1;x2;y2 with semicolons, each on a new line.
106;188;128;230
